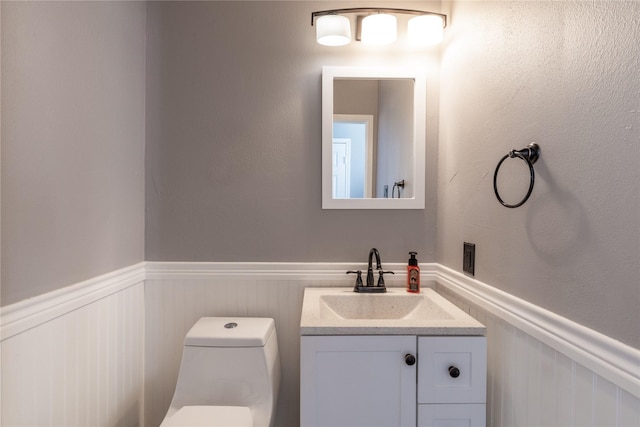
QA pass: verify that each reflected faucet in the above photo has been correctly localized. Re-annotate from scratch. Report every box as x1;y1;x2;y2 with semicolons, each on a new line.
367;248;381;287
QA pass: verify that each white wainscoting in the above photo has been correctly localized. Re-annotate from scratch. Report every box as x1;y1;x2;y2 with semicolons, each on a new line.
143;262;414;427
144;262;639;427
0;264;145;427
435;266;640;427
2;262;638;427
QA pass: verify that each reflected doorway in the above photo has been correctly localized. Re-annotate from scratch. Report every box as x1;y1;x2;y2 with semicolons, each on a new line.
332;115;374;199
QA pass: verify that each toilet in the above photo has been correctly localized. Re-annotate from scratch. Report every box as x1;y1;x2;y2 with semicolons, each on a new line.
160;317;281;427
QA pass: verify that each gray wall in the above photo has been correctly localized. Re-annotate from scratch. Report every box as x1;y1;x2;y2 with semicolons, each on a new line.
1;1;146;305
3;0;636;352
438;0;640;348
145;1;441;264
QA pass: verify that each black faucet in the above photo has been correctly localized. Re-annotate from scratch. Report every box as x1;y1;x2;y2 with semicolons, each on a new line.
346;248;392;293
366;248;382;287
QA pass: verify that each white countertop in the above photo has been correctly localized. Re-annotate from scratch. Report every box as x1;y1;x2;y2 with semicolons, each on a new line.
300;287;486;336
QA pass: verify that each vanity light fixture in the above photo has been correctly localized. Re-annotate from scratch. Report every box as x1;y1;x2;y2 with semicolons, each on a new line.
408;14;445;46
316;14;352;46
360;13;397;46
311;8;447;47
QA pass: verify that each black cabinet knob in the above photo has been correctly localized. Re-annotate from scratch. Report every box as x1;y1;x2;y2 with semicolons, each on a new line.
448;365;460;378
405;354;416;366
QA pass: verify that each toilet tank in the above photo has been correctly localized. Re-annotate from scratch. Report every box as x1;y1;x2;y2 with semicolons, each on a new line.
167;317;281;427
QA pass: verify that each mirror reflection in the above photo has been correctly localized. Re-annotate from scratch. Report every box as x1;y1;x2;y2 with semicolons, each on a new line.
322;66;426;209
333;78;414;199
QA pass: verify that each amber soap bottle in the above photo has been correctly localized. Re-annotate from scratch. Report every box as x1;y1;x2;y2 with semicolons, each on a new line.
407;252;420;293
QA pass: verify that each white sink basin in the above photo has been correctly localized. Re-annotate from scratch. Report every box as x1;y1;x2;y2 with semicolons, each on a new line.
301;287;486;335
319;293;453;320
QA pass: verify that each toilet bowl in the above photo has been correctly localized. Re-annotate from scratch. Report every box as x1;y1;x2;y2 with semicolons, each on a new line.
160;317;281;427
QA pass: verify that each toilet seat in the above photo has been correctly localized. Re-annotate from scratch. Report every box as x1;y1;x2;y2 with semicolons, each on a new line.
161;405;253;427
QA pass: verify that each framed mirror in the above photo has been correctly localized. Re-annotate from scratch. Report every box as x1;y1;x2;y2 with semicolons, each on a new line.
322;66;426;209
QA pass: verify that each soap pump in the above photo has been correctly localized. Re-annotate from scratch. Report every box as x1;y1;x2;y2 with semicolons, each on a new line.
407;252;420;293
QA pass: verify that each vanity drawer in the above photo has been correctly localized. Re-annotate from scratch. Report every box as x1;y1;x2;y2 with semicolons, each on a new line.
418;403;486;427
417;336;487;404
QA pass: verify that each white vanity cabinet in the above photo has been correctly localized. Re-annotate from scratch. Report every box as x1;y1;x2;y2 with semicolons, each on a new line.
299;288;488;427
300;335;417;427
300;335;487;427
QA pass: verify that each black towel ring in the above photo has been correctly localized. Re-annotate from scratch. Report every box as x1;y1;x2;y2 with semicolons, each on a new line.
493;143;540;208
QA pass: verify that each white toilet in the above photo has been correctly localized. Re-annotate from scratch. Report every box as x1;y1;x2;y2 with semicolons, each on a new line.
160;317;281;427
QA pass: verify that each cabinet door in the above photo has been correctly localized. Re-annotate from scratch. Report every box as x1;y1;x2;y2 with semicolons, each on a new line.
418;403;486;427
301;335;416;427
418;336;487;404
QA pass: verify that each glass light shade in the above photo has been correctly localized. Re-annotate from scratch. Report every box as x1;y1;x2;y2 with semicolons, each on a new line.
316;15;352;46
408;15;444;46
361;14;397;46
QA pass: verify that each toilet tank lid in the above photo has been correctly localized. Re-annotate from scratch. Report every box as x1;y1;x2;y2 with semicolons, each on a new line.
184;317;275;347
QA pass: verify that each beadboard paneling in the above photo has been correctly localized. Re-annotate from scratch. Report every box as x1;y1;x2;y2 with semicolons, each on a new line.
0;269;145;427
145;262;639;427
143;262;422;426
436;284;640;427
144;277;333;427
6;262;635;426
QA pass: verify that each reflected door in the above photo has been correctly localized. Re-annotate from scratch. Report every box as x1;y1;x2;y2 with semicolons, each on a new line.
332;138;351;199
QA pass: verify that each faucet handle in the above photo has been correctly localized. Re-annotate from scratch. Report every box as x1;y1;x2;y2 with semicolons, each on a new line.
377;270;395;287
346;270;363;291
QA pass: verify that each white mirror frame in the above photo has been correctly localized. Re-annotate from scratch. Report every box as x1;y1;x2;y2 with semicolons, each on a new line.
322;66;426;209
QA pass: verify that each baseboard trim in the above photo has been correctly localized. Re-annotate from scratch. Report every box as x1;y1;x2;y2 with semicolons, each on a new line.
0;262;146;340
434;264;640;398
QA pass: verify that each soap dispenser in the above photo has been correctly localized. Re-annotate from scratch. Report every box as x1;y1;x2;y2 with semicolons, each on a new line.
407;252;420;293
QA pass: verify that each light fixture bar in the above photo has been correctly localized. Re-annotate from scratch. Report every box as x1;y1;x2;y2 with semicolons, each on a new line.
311;8;447;29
